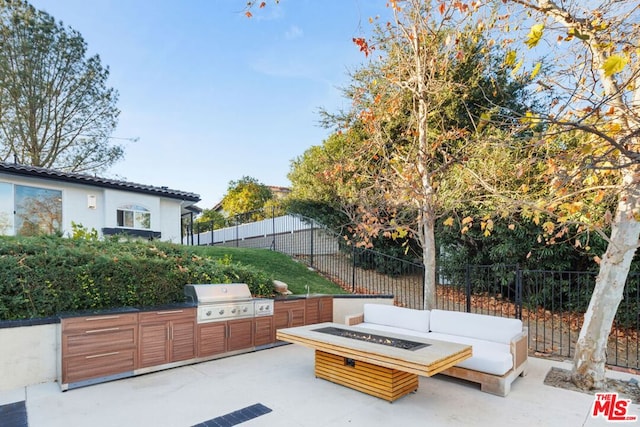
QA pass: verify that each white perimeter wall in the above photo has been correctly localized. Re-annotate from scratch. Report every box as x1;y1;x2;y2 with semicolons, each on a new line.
0;324;58;391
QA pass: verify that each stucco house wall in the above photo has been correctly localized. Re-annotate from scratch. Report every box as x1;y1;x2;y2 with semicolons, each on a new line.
63;184;106;232
159;198;184;243
0;162;200;243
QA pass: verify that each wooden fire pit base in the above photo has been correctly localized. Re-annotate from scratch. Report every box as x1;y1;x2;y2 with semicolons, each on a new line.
314;350;419;402
277;323;471;403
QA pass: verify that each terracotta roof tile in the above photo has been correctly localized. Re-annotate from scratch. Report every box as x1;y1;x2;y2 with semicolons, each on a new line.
0;162;200;202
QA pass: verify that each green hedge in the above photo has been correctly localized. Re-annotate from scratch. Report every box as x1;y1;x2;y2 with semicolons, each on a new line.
0;236;273;320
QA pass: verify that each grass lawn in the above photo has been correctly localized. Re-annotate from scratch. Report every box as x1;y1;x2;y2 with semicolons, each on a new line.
193;246;348;296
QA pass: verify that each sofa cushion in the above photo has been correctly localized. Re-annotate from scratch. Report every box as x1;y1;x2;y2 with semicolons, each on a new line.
356;324;513;376
426;332;513;375
363;304;430;333
429;309;522;344
357;322;432;340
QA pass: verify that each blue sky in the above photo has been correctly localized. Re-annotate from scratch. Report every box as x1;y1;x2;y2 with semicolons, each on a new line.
29;0;387;209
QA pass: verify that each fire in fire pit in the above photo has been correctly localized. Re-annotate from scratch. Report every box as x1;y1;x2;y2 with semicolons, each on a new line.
313;326;430;351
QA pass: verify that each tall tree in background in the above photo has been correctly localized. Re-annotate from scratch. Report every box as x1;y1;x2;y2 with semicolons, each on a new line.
0;0;122;173
287;131;364;231
194;208;226;231
319;1;530;309
221;176;273;220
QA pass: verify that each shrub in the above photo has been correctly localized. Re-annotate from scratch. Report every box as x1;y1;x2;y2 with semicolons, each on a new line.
0;236;274;320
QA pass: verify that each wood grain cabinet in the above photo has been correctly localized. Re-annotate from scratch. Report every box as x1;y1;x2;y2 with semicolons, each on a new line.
197;321;226;357
305;296;333;325
254;316;274;347
197;318;255;357
59;299;322;390
227;318;254;351
274;299;306;340
60;312;138;389
138;308;196;368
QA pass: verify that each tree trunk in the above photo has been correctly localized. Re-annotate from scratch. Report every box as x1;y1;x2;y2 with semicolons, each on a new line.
421;208;437;310
571;167;640;389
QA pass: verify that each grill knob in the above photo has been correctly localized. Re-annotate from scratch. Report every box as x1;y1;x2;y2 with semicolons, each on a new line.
242;307;248;312
219;309;224;315
206;310;212;316
231;308;237;314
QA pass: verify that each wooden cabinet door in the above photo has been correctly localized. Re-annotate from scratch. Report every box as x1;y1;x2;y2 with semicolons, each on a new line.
319;297;333;323
227;318;254;352
254;316;274;347
304;297;333;325
63;349;137;384
274;299;306;329
198;322;227;357
305;299;320;325
171;318;196;362
62;313;138;332
138;322;170;368
138;308;196;367
290;306;306;327
62;324;137;357
274;304;290;330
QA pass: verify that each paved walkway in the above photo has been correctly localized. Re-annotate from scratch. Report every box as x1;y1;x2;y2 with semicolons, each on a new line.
1;344;639;427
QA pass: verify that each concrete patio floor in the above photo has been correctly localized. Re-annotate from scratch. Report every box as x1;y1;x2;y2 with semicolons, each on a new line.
1;343;639;427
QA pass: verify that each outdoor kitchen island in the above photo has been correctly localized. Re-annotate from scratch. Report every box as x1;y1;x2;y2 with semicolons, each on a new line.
276;322;472;402
57;285;336;391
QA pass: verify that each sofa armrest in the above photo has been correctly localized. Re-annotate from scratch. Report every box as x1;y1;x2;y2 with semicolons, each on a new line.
510;327;528;370
345;313;364;326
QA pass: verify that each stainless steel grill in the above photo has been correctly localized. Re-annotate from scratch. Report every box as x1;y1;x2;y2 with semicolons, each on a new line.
184;283;273;323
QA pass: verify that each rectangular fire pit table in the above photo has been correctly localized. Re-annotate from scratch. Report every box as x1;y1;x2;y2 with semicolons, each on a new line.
276;322;472;402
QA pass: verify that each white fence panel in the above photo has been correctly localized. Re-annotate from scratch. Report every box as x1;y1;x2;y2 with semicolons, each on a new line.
189;215;324;246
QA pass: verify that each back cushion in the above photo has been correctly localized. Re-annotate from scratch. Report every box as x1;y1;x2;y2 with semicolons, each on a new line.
363;304;430;333
429;309;522;344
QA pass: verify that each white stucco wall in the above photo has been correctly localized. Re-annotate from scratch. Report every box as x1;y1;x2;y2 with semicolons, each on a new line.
61;184;106;234
0;172;187;242
159;198;183;243
0;324;58;391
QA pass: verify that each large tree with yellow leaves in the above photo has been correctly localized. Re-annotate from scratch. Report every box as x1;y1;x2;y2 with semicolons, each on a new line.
491;0;640;390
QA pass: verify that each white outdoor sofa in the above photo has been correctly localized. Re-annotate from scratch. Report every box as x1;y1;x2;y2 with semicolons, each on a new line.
345;304;528;396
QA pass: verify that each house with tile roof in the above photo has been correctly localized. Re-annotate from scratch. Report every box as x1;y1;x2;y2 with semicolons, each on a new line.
0;162;200;243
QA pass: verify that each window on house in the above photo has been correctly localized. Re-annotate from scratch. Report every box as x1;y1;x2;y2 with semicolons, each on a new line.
15;184;62;236
0;182;14;235
117;204;151;229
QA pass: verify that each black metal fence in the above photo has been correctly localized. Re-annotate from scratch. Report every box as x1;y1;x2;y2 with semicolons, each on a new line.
190;212;639;370
436;265;639;371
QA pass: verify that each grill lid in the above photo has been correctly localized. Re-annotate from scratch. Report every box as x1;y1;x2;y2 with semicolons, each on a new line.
184;283;253;304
